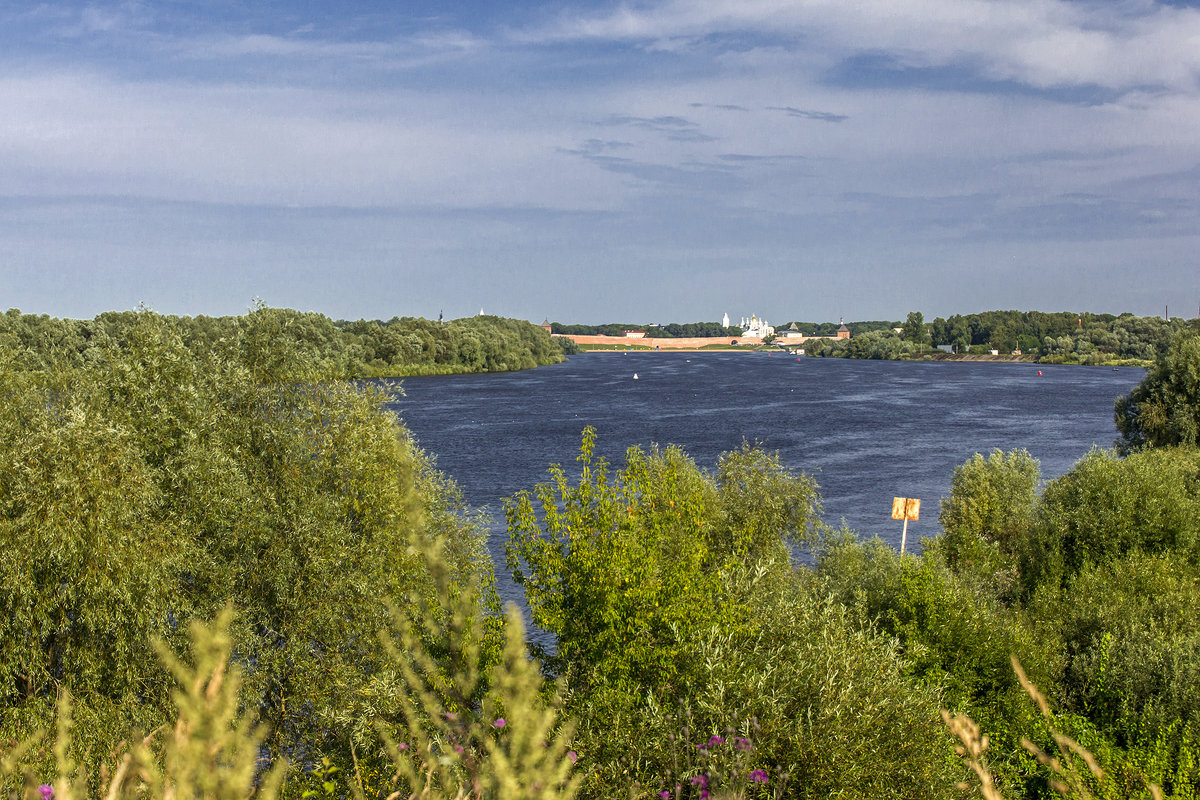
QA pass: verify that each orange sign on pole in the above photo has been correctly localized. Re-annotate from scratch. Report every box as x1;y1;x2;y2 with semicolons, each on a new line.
891;497;920;521
892;497;921;554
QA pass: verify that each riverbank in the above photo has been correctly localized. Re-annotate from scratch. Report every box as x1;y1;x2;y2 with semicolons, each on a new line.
574;347;1151;367
577;344;774;353
918;352;1152;367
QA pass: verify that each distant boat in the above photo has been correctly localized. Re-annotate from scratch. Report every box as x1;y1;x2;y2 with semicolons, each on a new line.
633;373;639;380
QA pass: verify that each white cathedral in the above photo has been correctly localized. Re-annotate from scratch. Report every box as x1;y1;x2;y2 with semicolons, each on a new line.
723;312;774;338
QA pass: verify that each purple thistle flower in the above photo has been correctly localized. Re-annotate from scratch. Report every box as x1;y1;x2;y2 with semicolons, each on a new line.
689;774;708;788
658;792;670;799
493;718;507;728
749;769;769;784
567;751;578;763
707;735;724;747
38;786;54;800
734;737;752;751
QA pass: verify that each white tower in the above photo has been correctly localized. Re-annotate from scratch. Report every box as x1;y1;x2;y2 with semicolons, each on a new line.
722;312;730;328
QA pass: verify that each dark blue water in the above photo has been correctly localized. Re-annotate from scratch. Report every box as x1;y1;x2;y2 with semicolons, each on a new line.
386;353;1144;608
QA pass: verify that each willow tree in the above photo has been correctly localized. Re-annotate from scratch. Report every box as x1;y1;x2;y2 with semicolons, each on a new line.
1115;328;1200;452
0;309;495;774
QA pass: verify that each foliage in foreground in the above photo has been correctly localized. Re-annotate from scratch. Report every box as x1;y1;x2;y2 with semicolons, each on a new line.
1;552;579;800
891;442;1200;798
0;309;498;780
6;304;1200;799
506;430;960;798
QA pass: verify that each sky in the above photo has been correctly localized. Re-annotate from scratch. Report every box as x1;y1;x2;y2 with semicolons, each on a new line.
1;0;1198;324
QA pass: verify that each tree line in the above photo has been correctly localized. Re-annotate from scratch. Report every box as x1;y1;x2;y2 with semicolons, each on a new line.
551;321;742;338
2;312;1200;799
0;306;574;378
929;310;1186;362
799;310;1194;364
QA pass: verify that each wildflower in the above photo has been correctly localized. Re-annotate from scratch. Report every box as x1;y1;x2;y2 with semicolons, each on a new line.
397;742;409;751
567;751;578;763
658;792;670;799
493;718;507;728
707;735;724;747
454;745;464;754
749;769;769;784
734;737;752;751
38;786;54;800
690;774;708;789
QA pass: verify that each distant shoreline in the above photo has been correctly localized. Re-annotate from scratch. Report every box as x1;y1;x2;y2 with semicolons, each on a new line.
575;349;1150;367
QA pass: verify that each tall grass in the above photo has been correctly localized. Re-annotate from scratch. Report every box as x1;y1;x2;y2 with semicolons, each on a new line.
1;540;577;800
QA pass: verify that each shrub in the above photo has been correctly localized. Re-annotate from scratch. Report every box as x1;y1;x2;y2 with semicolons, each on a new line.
1042;553;1200;752
0;310;495;776
1017;446;1200;593
1115;329;1200;452
507;432;959;798
937;449;1040;570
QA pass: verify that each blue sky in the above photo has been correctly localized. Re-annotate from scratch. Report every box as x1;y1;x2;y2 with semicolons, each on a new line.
2;0;1198;324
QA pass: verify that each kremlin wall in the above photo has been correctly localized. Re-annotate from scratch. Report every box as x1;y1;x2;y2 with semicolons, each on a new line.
541;318;851;350
557;334;770;349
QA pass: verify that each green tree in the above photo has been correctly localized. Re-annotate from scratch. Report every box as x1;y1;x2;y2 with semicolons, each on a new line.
903;311;928;344
506;431;962;799
1115;329;1200;452
936;449;1040;569
1017;446;1200;594
0;311;496;775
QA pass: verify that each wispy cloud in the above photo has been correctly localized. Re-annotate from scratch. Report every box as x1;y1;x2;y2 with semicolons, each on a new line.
530;0;1200;95
717;153;807;163
0;0;1196;321
599;114;718;142
766;105;848;122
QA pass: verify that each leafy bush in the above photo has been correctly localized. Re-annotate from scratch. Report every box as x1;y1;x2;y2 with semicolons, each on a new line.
1116;329;1200;452
937;449;1040;569
2;551;578;800
0;310;495;777
1017;446;1200;593
1036;553;1200;755
814;532;1061;794
507;431;960;798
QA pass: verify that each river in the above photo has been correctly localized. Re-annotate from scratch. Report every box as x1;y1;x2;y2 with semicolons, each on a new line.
386;352;1144;609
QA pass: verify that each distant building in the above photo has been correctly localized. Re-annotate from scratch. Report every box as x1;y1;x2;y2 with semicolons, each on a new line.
623;330;647;338
779;322;804;340
837;318;850;339
739;315;775;338
541;318;552;333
